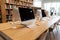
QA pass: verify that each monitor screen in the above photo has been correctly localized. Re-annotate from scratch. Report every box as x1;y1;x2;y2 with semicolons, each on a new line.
41;10;46;17
18;7;35;21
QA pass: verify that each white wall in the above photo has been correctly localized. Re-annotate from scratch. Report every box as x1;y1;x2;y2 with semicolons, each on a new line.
33;0;60;16
42;0;60;7
43;0;60;3
33;0;42;7
33;0;60;7
43;0;60;16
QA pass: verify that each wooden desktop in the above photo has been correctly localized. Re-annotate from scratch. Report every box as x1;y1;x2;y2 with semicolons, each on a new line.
0;16;60;40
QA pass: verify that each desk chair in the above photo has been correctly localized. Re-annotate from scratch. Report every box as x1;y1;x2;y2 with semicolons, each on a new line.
36;30;48;40
54;21;60;35
44;25;55;40
49;27;55;40
48;23;59;40
54;23;59;33
0;36;4;40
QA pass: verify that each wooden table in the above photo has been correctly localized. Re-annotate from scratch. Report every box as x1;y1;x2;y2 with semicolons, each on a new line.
0;16;60;40
0;23;13;30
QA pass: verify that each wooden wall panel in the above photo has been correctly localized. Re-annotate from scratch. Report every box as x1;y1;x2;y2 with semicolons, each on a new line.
0;0;6;23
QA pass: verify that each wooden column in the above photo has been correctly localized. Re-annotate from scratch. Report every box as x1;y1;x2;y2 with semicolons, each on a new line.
0;0;6;23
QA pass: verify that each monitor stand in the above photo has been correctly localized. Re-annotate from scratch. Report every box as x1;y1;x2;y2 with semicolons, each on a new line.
22;19;36;28
27;22;36;28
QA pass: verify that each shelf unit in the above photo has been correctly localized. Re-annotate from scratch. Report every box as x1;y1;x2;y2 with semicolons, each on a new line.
16;0;33;8
0;0;15;22
0;4;2;23
5;4;13;22
0;0;33;23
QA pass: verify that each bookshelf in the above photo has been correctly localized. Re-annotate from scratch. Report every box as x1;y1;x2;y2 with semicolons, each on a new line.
16;0;33;8
0;4;2;23
5;0;14;22
0;0;15;22
0;0;33;23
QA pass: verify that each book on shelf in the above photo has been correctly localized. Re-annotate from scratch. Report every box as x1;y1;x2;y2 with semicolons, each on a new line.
5;4;10;9
0;6;1;9
10;5;13;9
10;0;14;4
19;2;22;6
5;0;10;3
28;0;29;2
16;3;20;6
25;0;28;2
6;10;10;15
0;14;2;18
6;0;14;4
29;0;33;3
20;0;24;1
8;15;11;20
0;20;2;23
10;11;13;15
6;15;11;20
23;3;26;6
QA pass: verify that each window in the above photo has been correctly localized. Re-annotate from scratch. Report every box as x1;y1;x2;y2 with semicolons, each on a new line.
44;2;60;15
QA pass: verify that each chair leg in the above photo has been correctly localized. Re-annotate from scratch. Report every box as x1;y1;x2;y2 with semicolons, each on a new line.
36;31;48;40
45;30;49;40
56;26;59;34
52;31;55;39
49;31;55;40
45;31;51;40
50;32;52;40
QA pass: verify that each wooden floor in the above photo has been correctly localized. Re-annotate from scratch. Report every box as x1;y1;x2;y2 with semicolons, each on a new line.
37;25;60;40
54;25;60;40
46;25;60;40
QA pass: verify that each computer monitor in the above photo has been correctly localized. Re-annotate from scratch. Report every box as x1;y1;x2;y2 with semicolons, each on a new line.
41;9;46;17
18;7;35;21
